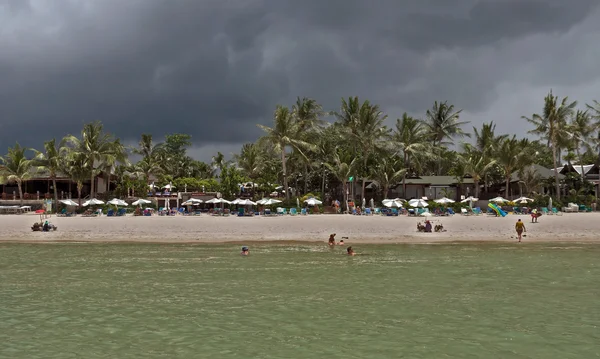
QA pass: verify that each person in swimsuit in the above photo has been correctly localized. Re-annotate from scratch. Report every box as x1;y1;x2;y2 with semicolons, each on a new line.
338;240;344;246
241;246;249;256
328;233;336;246
347;246;355;256
515;219;526;242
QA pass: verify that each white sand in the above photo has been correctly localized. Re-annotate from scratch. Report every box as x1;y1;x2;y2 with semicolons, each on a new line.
0;212;597;243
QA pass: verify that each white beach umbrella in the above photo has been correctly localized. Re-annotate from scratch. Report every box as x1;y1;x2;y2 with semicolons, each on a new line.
60;199;79;206
182;198;203;206
206;198;231;204
461;196;478;209
148;182;157;189
82;198;104;206
107;198;128;206
369;198;374;208
162;183;175;190
434;197;455;204
304;198;323;206
362;198;366;208
514;196;534;203
231;198;242;205
489;196;508;203
420;211;433;217
257;198;282;205
296;198;300;208
382;198;404;208
548;197;552;209
132;198;152;206
409;199;429;208
237;199;257;206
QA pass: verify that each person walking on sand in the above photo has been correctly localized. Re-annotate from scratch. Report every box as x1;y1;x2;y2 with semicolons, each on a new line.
515;219;526;242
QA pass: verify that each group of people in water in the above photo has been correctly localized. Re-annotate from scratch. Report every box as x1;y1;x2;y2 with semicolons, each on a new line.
328;233;355;255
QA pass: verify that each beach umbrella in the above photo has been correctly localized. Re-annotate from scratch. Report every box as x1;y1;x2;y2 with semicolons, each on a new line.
461;196;478;209
82;198;104;206
107;198;128;206
489;196;508;203
409;199;429;208
420;211;433;217
514;196;534;203
231;198;242;205
434;197;455;204
237;199;257;206
132;198;152;206
362;198;366;208
162;183;175;190
148;182;157;189
382;198;404;208
369;198;374;208
257;198;282;205
206;198;231;204
182;198;203;206
60;199;79;206
296;198;300;208
548;197;552;209
304;198;323;206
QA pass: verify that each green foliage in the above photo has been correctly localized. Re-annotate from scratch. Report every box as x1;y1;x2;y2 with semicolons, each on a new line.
219;164;248;198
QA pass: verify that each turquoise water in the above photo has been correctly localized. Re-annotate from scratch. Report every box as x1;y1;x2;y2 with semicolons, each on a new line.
1;243;599;358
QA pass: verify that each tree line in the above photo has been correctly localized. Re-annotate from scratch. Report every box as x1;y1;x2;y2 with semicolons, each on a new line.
2;91;600;207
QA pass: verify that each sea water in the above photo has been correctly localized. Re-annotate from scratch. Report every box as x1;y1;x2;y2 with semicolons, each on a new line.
0;243;599;358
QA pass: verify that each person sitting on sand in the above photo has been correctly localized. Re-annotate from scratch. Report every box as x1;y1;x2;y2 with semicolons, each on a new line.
417;222;425;232
42;221;50;232
241;246;249;256
347;246;355;256
424;220;432;233
515;219;526;242
328;233;336;246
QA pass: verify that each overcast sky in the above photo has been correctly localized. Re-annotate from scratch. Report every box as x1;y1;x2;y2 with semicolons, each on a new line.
1;0;599;162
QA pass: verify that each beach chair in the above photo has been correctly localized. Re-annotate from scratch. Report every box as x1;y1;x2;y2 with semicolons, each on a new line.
106;209;114;217
541;207;549;215
282;208;288;215
365;208;372;215
238;208;245;217
374;208;381;215
223;208;231;217
301;208;307;215
461;208;469;215
290;208;298;216
276;207;284;215
265;209;272;216
447;208;455;215
472;207;483;215
117;208;127;216
552;207;563;216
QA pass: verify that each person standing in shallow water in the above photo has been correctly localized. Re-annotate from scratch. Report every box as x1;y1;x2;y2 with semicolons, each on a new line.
328;233;336;246
241;246;249;256
515;219;526;242
347;247;355;256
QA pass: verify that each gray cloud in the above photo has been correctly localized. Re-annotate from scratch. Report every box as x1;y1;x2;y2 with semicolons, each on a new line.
1;0;600;160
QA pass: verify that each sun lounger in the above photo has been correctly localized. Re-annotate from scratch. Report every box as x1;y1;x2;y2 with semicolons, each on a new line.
461;208;470;215
300;208;307;215
290;208;298;216
552;207;562;216
472;207;483;215
265;209;272;216
447;208;455;215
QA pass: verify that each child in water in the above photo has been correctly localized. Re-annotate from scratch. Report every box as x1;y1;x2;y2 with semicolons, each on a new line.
241;246;249;256
328;233;336;246
347;246;355;256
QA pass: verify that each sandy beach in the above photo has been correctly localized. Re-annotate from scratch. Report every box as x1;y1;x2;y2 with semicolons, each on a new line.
1;212;599;244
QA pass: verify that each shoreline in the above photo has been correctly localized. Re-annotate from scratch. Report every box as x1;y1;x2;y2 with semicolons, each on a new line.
2;212;600;244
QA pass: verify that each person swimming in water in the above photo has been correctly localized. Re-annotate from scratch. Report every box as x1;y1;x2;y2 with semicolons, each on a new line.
347;246;355;256
241;246;249;256
338;239;344;246
328;233;336;246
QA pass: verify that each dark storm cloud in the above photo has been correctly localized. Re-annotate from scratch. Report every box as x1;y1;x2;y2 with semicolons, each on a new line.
1;0;599;159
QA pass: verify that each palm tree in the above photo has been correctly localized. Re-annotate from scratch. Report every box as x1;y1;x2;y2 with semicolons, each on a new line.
423;101;470;174
33;139;63;207
335;97;388;200
133;134;164;182
371;156;406;199
458;144;496;198
566;110;595;181
473;122;507;194
518;167;542;196
0;143;36;205
523;91;577;199
292;97;324;194
233;143;262;180
257;105;313;201
496;136;531;199
62;152;90;206
63;121;127;199
390;113;431;196
324;149;358;213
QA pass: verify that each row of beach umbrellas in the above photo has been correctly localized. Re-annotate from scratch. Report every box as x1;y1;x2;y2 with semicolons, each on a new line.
59;198;152;207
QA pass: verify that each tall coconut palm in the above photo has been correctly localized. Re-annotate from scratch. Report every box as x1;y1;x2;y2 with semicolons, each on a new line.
523;91;577;199
292;97;324;194
390;113;431;196
0;143;36;205
473;122;506;193
257;105;313;201
133;134;164;181
566;110;595;181
33;139;64;207
371;156;406;199
458;144;496;198
335;97;388;200
63;121;127;199
324;149;358;213
423;101;470;174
